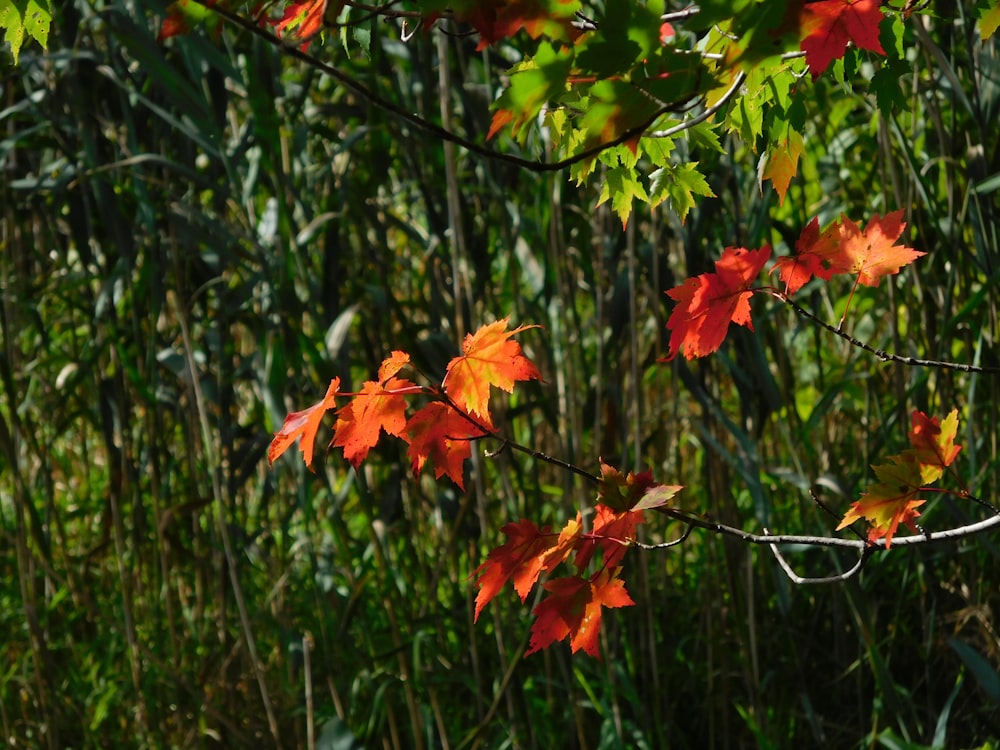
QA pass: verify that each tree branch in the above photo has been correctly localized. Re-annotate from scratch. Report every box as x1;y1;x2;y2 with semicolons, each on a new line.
772;290;1000;374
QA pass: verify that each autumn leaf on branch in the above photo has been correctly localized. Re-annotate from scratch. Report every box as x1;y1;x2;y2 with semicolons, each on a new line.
405;401;488;489
907;409;961;483
267;378;341;470
330;351;419;467
442;317;542;423
773;215;849;295
759;129;804;205
773;210;924;301
800;0;886;78
526;569;635;658
664;245;771;360
837;409;962;547
472;519;556;620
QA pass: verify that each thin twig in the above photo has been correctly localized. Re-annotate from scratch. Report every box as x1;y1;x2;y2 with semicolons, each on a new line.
764;529;874;584
191;0;698;174
646;71;746;139
774;291;1000;374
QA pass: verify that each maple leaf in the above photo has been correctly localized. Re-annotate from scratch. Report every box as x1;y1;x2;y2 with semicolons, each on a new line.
800;0;886;79
157;0;217;42
575;504;643;571
649;162;716;224
527;569;634;658
330;375;416;467
271;0;329;51
267;378;341;470
774;211;924;297
406;401;486;489
596;461;655;513
773;215;848;295
442;318;542;423
759;129;804;205
427;0;581;51
837;454;925;548
907;409;961;484
472;519;555;620
835;210;925;287
837;410;961;547
664;245;772;360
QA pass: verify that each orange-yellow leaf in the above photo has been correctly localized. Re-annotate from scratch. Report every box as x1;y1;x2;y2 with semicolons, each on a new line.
267;378;341;470
443;317;542;422
331;375;415;467
836;455;924;548
907;409;961;484
760;130;804;205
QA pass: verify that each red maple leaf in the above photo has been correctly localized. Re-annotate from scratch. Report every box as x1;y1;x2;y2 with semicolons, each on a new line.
442;318;542;423
527;569;635;658
664;245;771;360
431;0;581;51
472;519;555;620
405;401;486;489
574;505;643;571
774;215;848;294
271;0;330;51
801;0;886;79
267;378;341;470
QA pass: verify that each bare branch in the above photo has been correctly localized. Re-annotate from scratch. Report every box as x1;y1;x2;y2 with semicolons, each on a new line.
764;529;873;584
772;291;1000;374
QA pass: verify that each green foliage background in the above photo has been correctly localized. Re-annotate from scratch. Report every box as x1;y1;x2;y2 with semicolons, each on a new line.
1;1;999;748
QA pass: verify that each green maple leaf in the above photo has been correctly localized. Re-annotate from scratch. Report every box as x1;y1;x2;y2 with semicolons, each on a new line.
1;0;50;64
597;166;649;228
649;162;715;223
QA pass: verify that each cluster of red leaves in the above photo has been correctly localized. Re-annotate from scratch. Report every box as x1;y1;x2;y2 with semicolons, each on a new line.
664;210;924;360
267;317;541;489
269;320;685;659
837;410;962;547
472;463;681;657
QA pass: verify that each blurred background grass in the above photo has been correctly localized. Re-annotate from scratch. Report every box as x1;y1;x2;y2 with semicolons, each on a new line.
1;1;998;747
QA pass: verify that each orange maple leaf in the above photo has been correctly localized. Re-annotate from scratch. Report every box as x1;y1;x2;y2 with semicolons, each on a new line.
664;245;771;360
837;409;962;547
836;210;925;287
267;378;340;470
837;455;925;548
527;569;634;658
774;211;924;297
760;130;804;205
472;519;555;620
442;318;542;422
801;0;886;79
907;409;961;484
405;401;487;489
331;376;416;466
